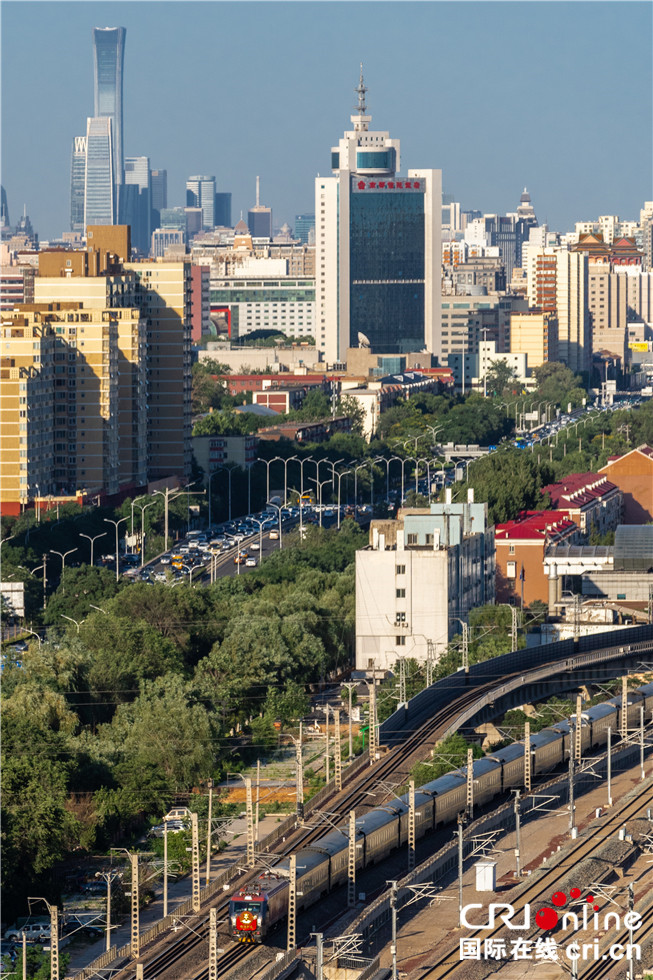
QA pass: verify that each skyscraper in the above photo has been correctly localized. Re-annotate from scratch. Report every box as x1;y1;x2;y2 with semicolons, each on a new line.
123;156;151;254
70;136;87;232
92;27;126;185
214;192;232;228
316;68;441;364
247;177;272;238
84;117;115;226
294;214;315;245
186;175;216;230
151;169;167;211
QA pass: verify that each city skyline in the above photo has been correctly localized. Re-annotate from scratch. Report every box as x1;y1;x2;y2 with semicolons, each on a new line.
1;1;651;240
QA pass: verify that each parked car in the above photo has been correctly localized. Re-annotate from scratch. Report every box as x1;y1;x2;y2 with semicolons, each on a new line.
165;807;191;821
149;819;186;838
4;923;50;943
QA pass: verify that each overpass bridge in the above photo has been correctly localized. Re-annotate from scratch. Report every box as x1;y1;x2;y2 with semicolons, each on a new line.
435;442;491;461
380;622;653;747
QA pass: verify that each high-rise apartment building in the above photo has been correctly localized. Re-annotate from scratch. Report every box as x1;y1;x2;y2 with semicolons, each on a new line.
247;177;272;239
124;260;193;481
1;226;192;512
84;117;116;226
186;176;216;230
214;192;232;228
122;156;151;255
316;70;441;365
92;27;126;186
525;246;591;374
509;311;558;368
150;170;168;212
70;136;87;233
294;214;315;245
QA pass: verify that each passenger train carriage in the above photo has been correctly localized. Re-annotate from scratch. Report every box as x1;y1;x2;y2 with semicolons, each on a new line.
229;681;653;942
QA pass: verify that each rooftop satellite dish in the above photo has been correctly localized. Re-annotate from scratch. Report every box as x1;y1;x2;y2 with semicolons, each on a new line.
358;332;371;349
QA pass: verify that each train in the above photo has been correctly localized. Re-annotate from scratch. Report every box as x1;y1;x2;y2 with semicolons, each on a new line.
228;681;653;943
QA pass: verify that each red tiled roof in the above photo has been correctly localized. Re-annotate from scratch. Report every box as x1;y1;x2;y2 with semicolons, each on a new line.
495;510;577;542
542;472;619;509
600;445;653;468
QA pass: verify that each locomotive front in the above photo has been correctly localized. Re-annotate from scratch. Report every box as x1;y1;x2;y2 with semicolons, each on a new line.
228;889;266;943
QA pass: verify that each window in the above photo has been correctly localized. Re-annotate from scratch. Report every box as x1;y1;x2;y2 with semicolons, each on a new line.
507;561;516;579
395;612;406;623
509;544;515;555
396;635;406;646
396;588;406;598
407;533;418;545
396;564;405;575
425;534;434;546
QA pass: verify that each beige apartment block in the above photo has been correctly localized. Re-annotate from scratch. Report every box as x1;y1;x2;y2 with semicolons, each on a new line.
525;246;591;373
125;261;192;481
588;261;627;360
0;309;56;514
509;310;558;368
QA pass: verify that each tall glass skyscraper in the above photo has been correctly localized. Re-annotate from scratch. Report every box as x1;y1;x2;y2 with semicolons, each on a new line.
315;69;441;364
92;27;126;185
186;176;215;230
70;136;87;232
84;117;115;226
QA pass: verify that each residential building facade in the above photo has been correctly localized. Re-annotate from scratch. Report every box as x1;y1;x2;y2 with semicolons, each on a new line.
355;494;494;669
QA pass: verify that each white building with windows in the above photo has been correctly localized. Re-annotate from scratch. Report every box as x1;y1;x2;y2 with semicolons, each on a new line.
355;493;495;671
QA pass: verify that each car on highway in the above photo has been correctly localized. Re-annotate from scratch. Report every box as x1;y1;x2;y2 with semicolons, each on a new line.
234;552;248;564
269;529;279;539
245;557;257;567
160;556;171;565
249;542;260;550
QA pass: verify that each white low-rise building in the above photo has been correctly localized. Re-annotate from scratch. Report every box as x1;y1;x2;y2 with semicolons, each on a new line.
355;492;495;671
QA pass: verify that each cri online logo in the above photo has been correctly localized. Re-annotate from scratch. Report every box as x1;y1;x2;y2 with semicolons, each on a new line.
535;889;600;931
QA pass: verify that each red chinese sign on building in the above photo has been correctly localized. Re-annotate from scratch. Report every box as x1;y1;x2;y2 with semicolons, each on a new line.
355;180;422;191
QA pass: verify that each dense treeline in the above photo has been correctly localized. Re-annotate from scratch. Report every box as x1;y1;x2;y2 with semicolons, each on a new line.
0;522;363;917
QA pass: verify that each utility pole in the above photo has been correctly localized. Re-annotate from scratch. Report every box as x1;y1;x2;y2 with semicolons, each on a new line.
163;823;168;918
342;682;356;760
607;726;613;806
368;669;377;763
209;907;218;980
640;707;645;781
510;606;518;652
398;657;406;704
408;780;416;872
313;932;324;980
461;621;469;673
22;932;26;980
256;759;260;844
568;727;576;837
648;584;653;625
575;694;583;763
466;748;474;820
50;905;59;980
426;639;435;688
191;812;200;913
348;810;357;908
96;870;119;950
296;724;304;822
334;709;342;792
130;853;139;959
524;721;531;792
456;814;465;927
287;854;296;951
621;675;628;738
389;881;398;980
245;777;255;867
324;704;330;783
205;779;213;885
513;790;521;877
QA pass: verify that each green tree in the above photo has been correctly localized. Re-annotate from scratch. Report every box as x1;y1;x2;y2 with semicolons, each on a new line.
484;359;518;397
98;674;214;792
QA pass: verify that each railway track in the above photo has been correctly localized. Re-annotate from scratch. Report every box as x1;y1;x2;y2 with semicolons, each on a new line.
420;778;653;979
105;648;651;980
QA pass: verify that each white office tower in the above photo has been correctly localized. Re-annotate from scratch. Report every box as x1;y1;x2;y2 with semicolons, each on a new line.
84;117;115;226
316;68;442;366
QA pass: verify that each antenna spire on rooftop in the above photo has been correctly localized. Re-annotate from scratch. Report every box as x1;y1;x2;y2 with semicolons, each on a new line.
354;63;368;116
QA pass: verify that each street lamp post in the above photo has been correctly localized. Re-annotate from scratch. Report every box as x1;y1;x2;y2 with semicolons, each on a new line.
104;517;128;582
23;626;42;647
207;470;221;530
333;469;351;528
61;614;83;634
49;548;77;594
308;477;332;528
267;501;283;549
31;561;47;610
153;483;199;553
353;461;368;510
129;496;148;549
80;531;107;568
401;456;417;504
134;500;154;568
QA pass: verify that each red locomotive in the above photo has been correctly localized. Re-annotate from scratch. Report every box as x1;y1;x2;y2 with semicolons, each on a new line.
228;875;289;943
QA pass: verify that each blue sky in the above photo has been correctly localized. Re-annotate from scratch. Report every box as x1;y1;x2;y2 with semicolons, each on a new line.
2;1;651;240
